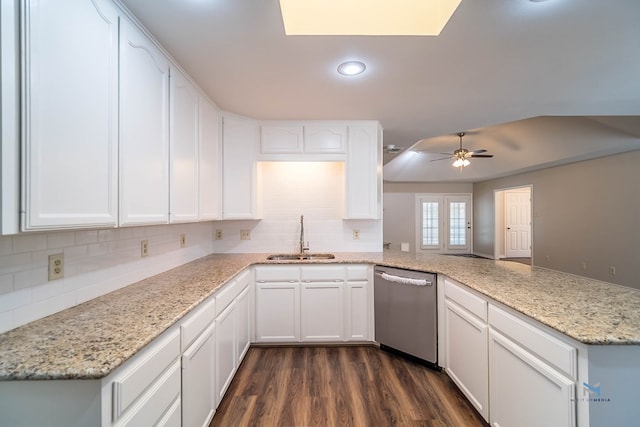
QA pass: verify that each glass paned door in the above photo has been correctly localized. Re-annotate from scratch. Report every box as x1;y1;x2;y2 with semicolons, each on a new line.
445;196;471;252
418;194;471;253
421;200;440;249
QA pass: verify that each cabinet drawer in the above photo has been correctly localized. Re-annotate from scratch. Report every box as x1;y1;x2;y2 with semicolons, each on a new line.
255;266;300;282
215;280;237;316
112;329;180;421
444;279;487;322
346;265;370;281
235;269;251;292
489;304;577;380
117;360;181;427
301;265;345;282
180;296;215;350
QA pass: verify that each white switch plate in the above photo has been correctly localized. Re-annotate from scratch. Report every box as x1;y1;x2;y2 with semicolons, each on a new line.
240;229;251;240
48;253;64;281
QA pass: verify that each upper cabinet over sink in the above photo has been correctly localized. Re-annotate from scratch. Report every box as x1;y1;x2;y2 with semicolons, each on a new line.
259;120;382;220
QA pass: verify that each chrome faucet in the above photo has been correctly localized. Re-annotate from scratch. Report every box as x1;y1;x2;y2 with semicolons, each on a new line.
299;215;309;256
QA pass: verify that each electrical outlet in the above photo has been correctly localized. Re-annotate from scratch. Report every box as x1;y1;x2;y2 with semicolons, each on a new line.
581;261;587;271
353;229;360;240
48;253;64;281
141;240;149;257
609;266;616;276
215;229;223;240
180;234;186;248
545;255;550;264
240;229;251;240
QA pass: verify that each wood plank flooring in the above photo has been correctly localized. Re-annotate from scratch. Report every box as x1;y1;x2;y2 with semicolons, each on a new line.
210;346;488;427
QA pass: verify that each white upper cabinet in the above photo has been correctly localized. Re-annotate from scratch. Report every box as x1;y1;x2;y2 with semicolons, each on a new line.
345;124;382;219
222;113;259;219
260;125;303;154
304;125;347;153
169;68;199;223
119;18;170;226
22;0;119;230
198;96;222;220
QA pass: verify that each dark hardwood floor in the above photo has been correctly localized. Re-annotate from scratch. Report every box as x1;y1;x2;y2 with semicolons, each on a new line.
210;346;487;427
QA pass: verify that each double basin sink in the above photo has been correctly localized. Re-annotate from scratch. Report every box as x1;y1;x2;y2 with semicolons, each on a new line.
266;253;336;261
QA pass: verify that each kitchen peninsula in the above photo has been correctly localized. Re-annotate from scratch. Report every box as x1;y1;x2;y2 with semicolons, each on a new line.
1;251;639;427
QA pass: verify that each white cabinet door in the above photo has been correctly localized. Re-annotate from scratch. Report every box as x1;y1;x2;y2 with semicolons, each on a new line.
222;114;258;219
345;125;381;219
119;19;170;226
345;280;369;341
215;301;236;402
444;299;489;421
22;0;119;229
169;68;199;223
181;323;215;427
300;281;344;341
198;96;221;220
261;125;303;153
255;282;300;342
489;330;576;427
235;286;250;364
304;125;347;153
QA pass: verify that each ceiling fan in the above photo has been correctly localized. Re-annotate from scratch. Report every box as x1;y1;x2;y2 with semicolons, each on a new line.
431;132;494;167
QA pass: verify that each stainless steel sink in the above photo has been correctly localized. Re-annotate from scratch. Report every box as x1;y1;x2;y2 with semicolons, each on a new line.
266;253;336;261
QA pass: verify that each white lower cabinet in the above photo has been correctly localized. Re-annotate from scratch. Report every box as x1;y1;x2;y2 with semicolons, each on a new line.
254;265;373;344
442;277;578;427
301;281;344;341
488;304;576;427
215;301;237;403
443;278;489;421
489;329;575;427
255;281;301;342
110;328;181;427
181;323;216;427
235;286;251;363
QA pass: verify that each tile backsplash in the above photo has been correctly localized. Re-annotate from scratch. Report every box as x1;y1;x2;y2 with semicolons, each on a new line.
0;162;382;333
0;222;215;333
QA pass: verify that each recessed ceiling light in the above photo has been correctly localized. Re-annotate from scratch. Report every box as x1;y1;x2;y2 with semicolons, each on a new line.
279;0;462;36
337;61;366;76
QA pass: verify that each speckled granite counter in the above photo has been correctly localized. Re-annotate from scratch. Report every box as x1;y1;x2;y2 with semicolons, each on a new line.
1;250;639;381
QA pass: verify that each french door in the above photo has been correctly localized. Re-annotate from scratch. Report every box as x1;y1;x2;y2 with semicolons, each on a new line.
418;194;472;253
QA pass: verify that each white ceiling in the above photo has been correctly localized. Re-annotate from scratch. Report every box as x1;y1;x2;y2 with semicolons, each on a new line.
120;0;640;182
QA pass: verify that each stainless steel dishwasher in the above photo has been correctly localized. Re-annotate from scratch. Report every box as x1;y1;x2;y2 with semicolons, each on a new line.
374;265;438;367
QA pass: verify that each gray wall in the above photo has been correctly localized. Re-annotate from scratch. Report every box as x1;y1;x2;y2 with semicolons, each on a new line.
473;150;640;290
383;182;473;252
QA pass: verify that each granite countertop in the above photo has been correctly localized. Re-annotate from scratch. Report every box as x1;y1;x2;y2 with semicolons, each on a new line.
1;250;639;381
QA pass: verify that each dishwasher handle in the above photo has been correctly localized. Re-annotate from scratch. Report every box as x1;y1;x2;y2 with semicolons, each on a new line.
375;271;433;286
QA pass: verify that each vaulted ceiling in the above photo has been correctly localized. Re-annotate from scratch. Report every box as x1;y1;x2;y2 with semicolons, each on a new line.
120;0;640;182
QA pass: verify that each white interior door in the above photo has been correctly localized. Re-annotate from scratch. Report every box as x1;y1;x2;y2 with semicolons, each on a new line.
505;189;531;258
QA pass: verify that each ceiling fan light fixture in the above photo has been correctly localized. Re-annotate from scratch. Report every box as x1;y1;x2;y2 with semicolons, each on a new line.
452;158;470;168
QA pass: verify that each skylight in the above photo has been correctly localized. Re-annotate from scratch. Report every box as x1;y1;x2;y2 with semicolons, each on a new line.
279;0;462;36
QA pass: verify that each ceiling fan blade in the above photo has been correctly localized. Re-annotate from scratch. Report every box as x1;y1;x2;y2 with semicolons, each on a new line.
429;156;454;162
470;154;494;158
469;149;487;154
